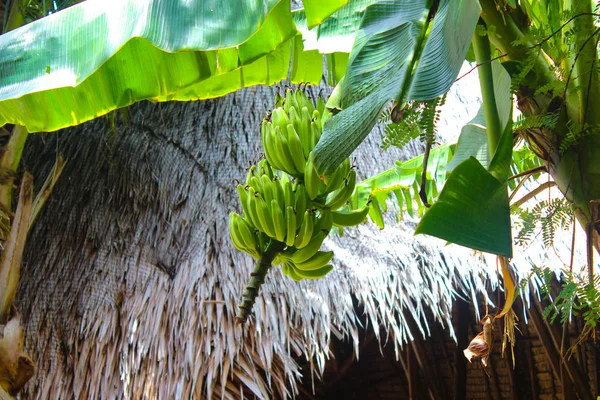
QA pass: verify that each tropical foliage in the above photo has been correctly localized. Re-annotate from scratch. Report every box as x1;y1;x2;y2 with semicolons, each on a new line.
1;0;600;396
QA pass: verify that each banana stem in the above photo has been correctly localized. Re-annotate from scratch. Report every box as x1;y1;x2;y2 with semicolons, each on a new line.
472;21;503;158
235;240;285;324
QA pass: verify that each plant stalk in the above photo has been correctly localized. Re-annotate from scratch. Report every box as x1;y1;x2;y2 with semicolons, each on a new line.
472;21;503;157
235;240;285;324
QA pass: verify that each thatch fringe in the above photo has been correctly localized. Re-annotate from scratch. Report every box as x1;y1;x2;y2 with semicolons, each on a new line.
15;82;498;399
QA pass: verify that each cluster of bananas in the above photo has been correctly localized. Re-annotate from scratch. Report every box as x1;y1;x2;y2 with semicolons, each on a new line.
231;88;371;321
230;159;335;280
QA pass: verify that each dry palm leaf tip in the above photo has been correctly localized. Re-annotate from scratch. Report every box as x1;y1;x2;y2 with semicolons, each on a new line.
230;87;369;324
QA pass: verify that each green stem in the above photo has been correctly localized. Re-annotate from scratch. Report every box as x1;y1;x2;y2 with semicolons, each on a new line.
0;125;29;210
478;0;553;87
395;0;436;103
235;240;285;324
472;22;503;157
565;0;600;126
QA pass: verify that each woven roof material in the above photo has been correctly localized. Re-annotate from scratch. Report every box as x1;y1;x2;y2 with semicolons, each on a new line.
16;83;496;399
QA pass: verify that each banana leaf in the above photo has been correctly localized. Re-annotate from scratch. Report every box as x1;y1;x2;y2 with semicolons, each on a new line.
350;144;455;225
311;0;481;177
302;0;349;29
0;0;298;132
293;0;379;54
415;57;514;257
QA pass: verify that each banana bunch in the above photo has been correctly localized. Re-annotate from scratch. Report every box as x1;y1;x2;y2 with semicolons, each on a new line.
232;88;375;323
230;156;335;279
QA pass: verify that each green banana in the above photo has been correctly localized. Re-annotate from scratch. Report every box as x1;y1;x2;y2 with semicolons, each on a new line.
260;175;273;203
236;185;252;227
229;213;249;252
290;263;333;280
257;231;269;254
271;199;286;242
229;213;260;258
331;204;370;227
304;157;321;200
285;205;297;247
275;126;299;176
316;209;334;233
294;210;314;249
291;231;327;263
300;106;312;157
286;124;306;173
325;169;357;210
272;177;285;212
284;180;295;210
249;176;263;195
246;188;261;229
272;106;289;127
274;87;283;107
265;124;286;172
284;90;294;115
236;215;261;259
324;158;350;192
282;260;303;282
288;106;299;130
294;184;307;228
255;195;276;238
312;109;322;128
293;250;334;271
245;164;257;186
257;158;273;179
232;88;356;324
297;90;314;114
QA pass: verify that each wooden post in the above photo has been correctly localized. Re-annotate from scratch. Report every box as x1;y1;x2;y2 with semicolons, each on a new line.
406;313;448;400
454;299;469;400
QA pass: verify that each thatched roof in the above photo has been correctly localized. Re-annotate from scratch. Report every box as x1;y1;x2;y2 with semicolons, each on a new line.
15;81;502;399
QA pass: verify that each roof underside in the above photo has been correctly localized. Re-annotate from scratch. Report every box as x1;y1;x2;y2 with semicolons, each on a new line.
16;83;503;399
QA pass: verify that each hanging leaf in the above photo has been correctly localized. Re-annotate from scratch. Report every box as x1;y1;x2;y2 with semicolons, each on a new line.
415;157;513;257
311;0;481;177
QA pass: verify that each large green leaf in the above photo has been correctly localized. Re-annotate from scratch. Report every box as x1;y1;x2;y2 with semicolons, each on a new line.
0;0;297;132
415;157;513;257
311;0;481;177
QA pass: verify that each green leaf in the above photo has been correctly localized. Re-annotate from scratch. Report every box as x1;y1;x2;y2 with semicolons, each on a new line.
312;0;481;177
349;144;455;227
415;157;513;257
0;0;297;132
290;35;323;84
293;0;379;54
326;53;350;86
302;0;349;29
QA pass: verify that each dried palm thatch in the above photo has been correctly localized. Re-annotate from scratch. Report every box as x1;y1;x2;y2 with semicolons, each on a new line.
15;84;495;399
